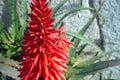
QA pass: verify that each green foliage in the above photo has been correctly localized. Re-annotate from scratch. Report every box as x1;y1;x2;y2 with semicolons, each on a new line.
0;0;27;78
0;57;20;79
0;19;4;30
54;7;94;28
70;0;105;58
67;31;103;53
0;0;28;58
7;0;20;40
76;59;120;76
53;0;67;14
19;0;28;39
66;50;120;79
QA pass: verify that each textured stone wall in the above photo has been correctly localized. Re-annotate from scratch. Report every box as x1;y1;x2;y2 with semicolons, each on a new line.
98;0;120;80
0;0;11;28
0;0;120;80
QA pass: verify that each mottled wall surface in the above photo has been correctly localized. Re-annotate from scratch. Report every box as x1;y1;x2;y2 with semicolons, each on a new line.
0;0;120;80
0;0;11;28
99;0;120;80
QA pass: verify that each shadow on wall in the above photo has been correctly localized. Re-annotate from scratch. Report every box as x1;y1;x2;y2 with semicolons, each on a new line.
1;0;11;29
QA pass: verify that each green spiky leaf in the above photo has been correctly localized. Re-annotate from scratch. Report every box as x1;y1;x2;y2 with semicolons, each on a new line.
54;0;67;14
70;0;105;57
7;0;20;41
76;59;120;77
67;31;103;53
54;7;94;28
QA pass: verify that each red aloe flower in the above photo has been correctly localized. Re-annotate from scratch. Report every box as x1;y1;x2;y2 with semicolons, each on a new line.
19;0;73;80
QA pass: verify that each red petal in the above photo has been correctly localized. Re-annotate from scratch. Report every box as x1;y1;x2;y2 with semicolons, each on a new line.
33;47;38;53
43;62;49;78
52;70;60;80
58;72;66;80
32;7;41;13
49;59;59;71
38;0;43;8
33;0;38;6
28;12;38;18
43;2;50;8
43;53;48;65
44;18;55;26
41;0;46;3
44;8;53;17
49;72;55;80
39;59;42;76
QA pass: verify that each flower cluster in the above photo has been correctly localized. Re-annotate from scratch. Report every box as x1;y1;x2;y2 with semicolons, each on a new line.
19;0;73;80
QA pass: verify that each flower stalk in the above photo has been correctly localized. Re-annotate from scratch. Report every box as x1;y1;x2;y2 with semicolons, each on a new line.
19;0;72;80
